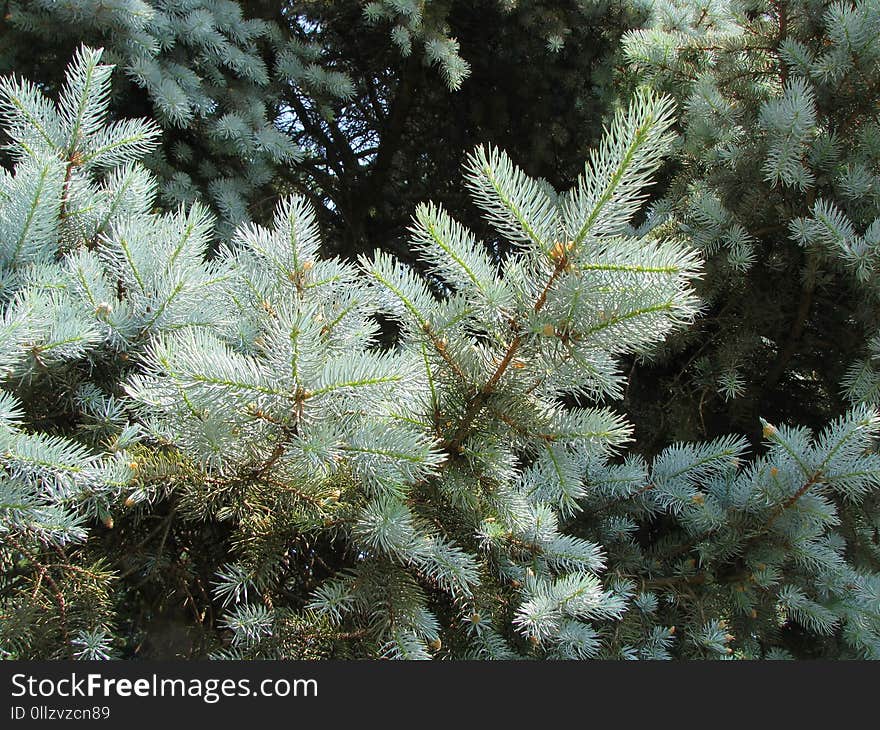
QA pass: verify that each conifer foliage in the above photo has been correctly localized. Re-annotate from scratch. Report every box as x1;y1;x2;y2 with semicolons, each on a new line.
1;6;880;661
135;88;705;659
3;1;304;235
619;0;880;442
0;1;489;236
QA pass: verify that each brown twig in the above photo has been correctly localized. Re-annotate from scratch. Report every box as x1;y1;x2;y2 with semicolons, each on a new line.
445;253;570;453
5;534;72;656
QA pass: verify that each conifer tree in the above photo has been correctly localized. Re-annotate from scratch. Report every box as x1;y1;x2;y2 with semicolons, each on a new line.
2;1;305;236
2;3;880;661
0;1;511;238
121;88;707;659
618;0;880;446
0;45;164;659
0;1;641;259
